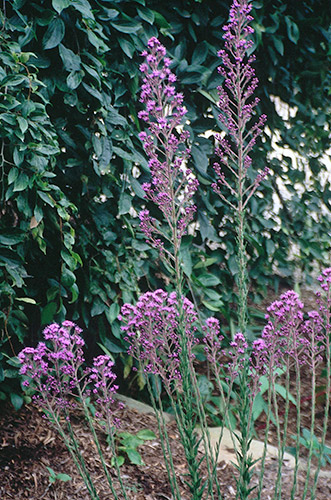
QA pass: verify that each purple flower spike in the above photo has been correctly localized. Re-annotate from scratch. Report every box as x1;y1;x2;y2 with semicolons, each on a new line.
137;38;198;259
212;0;268;210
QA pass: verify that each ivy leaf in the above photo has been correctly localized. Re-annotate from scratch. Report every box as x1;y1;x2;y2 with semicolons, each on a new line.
59;44;81;72
52;0;71;14
285;16;299;44
71;0;95;20
192;41;209;65
110;19;142;34
117;37;135;59
43;17;65;50
13;173;29;192
67;70;84;90
273;37;284;56
136;5;155;25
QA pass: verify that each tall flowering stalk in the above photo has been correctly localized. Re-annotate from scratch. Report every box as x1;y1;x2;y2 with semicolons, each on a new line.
18;321;127;500
210;2;268;496
136;39;210;500
212;0;268;334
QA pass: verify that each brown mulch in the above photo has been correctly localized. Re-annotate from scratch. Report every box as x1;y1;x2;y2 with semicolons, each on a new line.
1;397;331;500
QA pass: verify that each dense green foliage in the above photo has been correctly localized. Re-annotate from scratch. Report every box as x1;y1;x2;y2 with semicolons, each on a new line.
0;0;330;406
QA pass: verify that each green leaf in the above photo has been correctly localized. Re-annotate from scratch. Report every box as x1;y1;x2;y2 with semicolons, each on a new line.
59;44;81;72
0;231;24;246
13;148;24;167
197;212;220;242
10;393;24;410
136;5;155;24
61;267;76;288
111;455;125;467
136;429;156;440
118;192;132;215
117;37;135;59
192;41;209;65
13;173;29;192
17;116;28;134
191;145;209;175
52;0;71;14
71;0;94;19
15;297;37;304
130;178;145;199
99;136;113;173
196;375;213;399
274;383;296;406
0;75;27;87
228;255;239;276
8;168;19;184
285;16;299;44
125;448;144;465
67;70;84;90
123;355;133;379
273;37;284;56
41;302;58;325
107;303;120;323
197;273;220;287
37;191;55;207
102;337;124;354
111;20;142;34
87;31;109;53
153;11;171;30
43;17;65;49
91;298;106;317
180;247;192;277
56;473;71;482
266;239;275;255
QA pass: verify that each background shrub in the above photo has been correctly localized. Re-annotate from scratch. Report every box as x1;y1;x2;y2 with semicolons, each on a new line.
0;0;330;406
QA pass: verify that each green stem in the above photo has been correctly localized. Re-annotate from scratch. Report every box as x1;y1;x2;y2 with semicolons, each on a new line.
256;367;275;500
147;376;182;500
81;402;123;500
290;358;302;500
301;356;316;500
48;409;99;500
276;363;291;500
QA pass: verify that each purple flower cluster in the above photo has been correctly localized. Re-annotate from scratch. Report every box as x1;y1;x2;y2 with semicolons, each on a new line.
212;0;268;207
138;37;198;254
262;290;306;366
18;321;85;412
260;283;329;372
120;289;199;392
18;321;120;425
316;267;331;318
203;272;331;401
